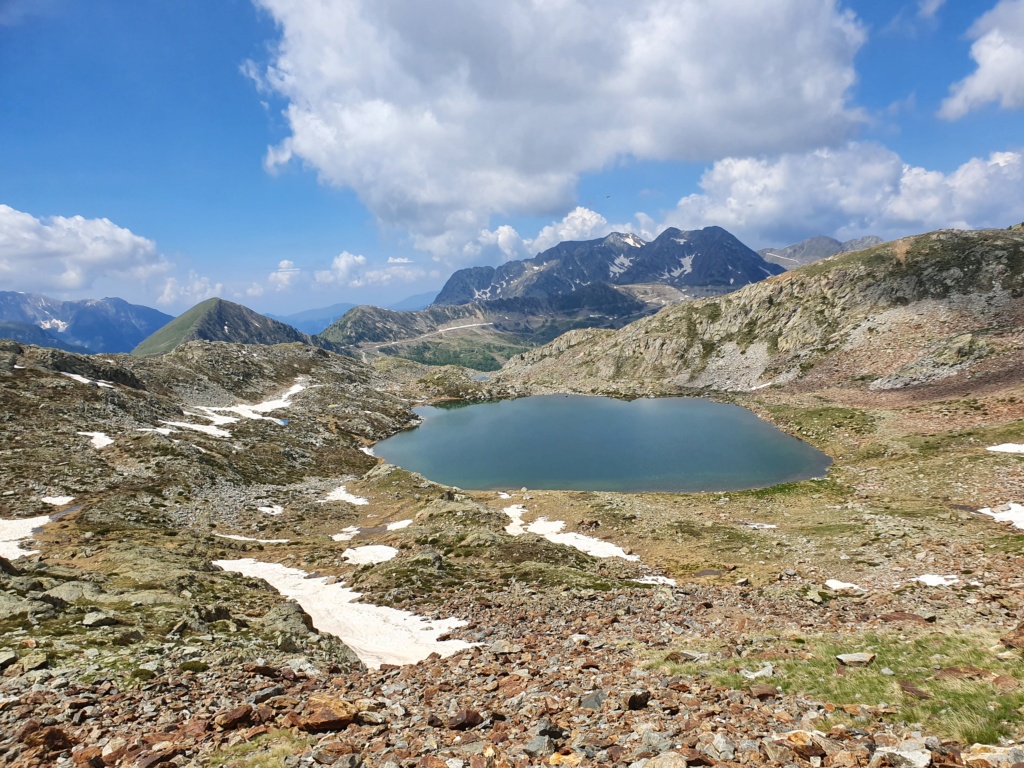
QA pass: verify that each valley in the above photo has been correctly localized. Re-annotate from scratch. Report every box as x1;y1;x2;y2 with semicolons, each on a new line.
1;227;1024;767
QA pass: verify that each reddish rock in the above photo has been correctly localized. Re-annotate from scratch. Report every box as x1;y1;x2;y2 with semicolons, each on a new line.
748;684;777;700
73;746;105;767
1000;622;1024;649
898;680;932;699
295;694;358;732
24;726;75;753
213;704;254;730
448;710;483;730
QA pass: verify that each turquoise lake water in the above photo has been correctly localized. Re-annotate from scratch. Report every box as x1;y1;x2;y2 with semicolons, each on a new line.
374;395;832;493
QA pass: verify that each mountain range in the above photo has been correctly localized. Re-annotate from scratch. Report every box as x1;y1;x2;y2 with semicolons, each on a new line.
434;226;784;306
0;227;873;362
0;292;173;353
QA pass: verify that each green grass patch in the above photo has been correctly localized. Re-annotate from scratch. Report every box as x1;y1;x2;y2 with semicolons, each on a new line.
654;629;1024;745
204;729;316;768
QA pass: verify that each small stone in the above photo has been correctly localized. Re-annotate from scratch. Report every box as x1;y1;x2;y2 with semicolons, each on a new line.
836;652;876;667
898;680;931;699
580;690;607;710
644;753;690;768
711;733;735;761
626;690;651;710
523;735;554;758
993;673;1020;691
214;704;253;730
0;650;17;670
248;685;286;704
869;747;932;768
749;684;777;700
82;611;117;628
447;710;482;730
21;651;47;671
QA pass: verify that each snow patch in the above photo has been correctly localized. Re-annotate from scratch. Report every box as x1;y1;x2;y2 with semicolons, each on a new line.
747;523;777;530
914;574;959;587
331;526;361;542
502;505;639;561
41;496;74;506
258;505;284;516
0;515;51;560
319;486;369;505
988;444;1024;454
77;431;113;449
160;421;232;438
213;559;472;668
608;254;635;278
386;519;413;531
342;545;399;565
214;533;290;544
61;372;114;389
359;446;376;457
978;502;1024;529
825;579;864;593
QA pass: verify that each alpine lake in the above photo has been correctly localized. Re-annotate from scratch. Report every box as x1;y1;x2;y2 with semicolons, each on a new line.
375;394;831;493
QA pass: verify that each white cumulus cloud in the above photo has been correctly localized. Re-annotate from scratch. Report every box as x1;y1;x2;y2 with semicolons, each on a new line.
268;258;300;291
940;0;1024;119
314;251;367;285
0;204;169;293
158;271;223;306
664;142;1024;246
251;0;866;263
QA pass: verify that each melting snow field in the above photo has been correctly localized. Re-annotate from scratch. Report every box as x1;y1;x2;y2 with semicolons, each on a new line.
77;431;113;449
979;503;1024;529
503;505;640;561
987;444;1024;454
342;545;399;565
213;559;473;668
319;486;369;505
154;377;308;439
0;515;51;560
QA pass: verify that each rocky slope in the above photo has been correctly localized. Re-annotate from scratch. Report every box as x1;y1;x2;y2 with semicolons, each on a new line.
0;292;172;353
498;228;1024;395
131;298;315;357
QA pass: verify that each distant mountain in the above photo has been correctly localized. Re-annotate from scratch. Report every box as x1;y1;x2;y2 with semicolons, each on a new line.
268;302;357;335
758;235;885;269
387;291;438;312
433;226;783;306
0;320;91;353
0;292;173;353
132;298;314;357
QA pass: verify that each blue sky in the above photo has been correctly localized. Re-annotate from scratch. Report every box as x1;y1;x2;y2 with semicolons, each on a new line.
1;0;1022;315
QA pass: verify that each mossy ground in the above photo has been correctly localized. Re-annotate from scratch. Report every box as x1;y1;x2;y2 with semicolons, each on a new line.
654;627;1024;746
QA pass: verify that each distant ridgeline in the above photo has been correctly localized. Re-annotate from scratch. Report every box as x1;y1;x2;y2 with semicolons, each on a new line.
0;292;172;354
319;226;787;370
